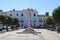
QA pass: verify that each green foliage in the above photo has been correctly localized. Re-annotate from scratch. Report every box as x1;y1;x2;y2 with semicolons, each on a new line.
0;15;19;26
44;17;53;25
5;16;13;25
13;18;19;25
52;6;60;25
0;15;6;24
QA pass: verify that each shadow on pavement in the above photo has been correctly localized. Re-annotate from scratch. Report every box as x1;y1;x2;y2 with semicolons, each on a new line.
16;28;41;35
0;29;16;34
0;31;5;34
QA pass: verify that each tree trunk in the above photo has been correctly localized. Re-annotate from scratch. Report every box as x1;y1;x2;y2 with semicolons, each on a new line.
57;27;60;33
11;25;14;30
6;25;8;32
57;24;60;33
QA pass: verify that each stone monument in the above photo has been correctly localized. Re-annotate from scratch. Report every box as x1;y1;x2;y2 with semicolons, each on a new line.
23;11;36;33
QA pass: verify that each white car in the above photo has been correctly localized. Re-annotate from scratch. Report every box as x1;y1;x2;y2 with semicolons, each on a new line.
0;24;3;31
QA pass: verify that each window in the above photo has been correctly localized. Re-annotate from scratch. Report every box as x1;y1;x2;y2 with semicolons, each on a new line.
10;14;12;16
34;14;36;16
34;24;36;26
21;14;23;16
39;24;42;26
20;20;24;22
33;20;36;22
22;24;23;26
16;14;18;16
39;20;42;22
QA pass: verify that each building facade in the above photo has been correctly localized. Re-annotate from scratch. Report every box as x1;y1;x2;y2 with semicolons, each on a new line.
0;9;49;28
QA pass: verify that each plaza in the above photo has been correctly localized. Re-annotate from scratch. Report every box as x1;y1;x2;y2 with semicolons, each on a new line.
0;29;60;40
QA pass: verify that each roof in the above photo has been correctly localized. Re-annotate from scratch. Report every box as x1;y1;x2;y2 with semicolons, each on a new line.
8;8;37;13
0;12;7;14
38;14;46;17
20;9;37;12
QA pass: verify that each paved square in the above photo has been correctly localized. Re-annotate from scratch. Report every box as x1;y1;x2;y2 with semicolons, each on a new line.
0;29;60;40
0;29;45;40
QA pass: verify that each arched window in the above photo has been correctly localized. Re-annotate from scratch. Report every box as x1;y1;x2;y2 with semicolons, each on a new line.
34;14;36;16
16;14;18;16
21;14;23;16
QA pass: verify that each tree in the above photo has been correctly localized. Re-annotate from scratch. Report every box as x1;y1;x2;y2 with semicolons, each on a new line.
52;6;60;33
44;17;53;25
52;6;60;25
43;19;47;28
0;15;6;29
5;16;13;31
44;17;53;29
0;15;19;31
13;18;19;29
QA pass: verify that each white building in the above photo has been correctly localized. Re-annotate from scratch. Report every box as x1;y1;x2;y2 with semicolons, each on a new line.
0;10;7;15
0;9;49;28
38;14;47;28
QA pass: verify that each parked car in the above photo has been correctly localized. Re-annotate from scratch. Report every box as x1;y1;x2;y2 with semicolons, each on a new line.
0;24;3;31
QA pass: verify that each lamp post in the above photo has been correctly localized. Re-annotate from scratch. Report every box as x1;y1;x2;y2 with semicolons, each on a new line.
27;12;31;28
6;17;8;31
23;9;35;33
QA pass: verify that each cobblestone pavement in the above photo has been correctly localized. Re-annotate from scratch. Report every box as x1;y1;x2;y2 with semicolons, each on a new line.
0;29;45;40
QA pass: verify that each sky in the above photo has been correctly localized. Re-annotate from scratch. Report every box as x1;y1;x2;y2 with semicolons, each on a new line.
0;0;60;15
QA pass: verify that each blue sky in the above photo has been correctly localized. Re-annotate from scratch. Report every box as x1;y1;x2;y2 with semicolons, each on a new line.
0;0;60;15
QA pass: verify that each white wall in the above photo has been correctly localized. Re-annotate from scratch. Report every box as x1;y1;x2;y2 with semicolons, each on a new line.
6;11;40;27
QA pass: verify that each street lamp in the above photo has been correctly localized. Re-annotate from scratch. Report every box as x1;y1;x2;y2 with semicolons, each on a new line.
27;11;31;28
23;9;36;33
6;17;8;31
